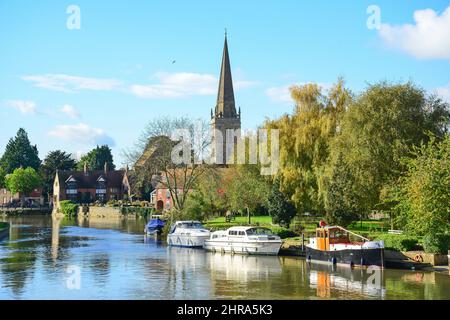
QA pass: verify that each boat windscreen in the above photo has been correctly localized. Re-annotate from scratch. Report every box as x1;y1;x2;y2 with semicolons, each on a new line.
246;228;273;236
179;222;205;229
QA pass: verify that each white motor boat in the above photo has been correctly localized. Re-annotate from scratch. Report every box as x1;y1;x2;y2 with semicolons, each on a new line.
167;221;211;248
204;226;282;255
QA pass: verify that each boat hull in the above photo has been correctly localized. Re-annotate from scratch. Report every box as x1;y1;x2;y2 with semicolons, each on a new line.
167;234;210;248
305;247;384;268
204;240;282;256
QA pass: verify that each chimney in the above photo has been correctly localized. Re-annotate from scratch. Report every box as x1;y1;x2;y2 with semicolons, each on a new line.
104;162;108;174
84;162;88;176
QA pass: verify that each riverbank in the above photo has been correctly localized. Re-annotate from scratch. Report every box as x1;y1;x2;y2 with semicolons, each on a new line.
1;207;52;215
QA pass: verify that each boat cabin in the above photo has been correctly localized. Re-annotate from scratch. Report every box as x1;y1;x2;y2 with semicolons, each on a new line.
226;227;274;238
315;226;350;251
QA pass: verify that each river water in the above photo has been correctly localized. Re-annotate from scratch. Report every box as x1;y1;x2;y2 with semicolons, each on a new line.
0;216;448;300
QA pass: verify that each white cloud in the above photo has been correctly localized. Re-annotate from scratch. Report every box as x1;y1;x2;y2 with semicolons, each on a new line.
379;6;450;60
22;71;256;99
436;83;450;102
266;86;292;103
5;100;37;115
22;74;123;93
61;104;80;119
129;72;217;99
48;123;115;146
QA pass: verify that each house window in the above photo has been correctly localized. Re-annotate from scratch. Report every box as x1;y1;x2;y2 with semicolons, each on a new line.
66;179;78;202
110;188;118;193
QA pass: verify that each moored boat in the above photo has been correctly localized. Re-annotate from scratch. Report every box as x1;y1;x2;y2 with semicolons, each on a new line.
204;226;282;255
305;224;385;268
144;218;165;236
167;221;211;248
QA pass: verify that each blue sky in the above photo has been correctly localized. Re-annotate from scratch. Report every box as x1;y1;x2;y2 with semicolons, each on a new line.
1;0;449;166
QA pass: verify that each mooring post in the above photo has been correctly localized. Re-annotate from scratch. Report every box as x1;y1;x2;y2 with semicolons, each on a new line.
302;233;305;252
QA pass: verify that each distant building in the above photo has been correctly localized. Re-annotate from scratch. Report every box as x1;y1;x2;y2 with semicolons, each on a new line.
150;183;178;211
0;188;44;207
210;34;241;164
53;163;131;210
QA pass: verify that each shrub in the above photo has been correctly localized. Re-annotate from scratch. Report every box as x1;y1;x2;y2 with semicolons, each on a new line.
270;226;299;239
423;233;450;254
60;200;78;216
375;234;418;252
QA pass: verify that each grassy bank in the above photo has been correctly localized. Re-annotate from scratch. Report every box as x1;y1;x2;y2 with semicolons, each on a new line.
205;215;396;242
204;216;298;239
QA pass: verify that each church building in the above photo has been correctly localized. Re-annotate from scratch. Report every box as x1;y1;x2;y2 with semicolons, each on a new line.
210;34;242;164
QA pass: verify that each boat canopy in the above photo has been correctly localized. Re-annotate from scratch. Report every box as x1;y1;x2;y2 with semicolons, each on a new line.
146;219;165;229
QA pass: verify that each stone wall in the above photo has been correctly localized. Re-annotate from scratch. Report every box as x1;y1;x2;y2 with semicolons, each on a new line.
78;206;123;218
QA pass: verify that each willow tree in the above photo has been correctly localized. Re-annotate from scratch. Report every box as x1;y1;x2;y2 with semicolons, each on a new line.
264;78;352;214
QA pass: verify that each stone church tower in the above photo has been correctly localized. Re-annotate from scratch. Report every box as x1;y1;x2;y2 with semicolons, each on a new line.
210;34;241;164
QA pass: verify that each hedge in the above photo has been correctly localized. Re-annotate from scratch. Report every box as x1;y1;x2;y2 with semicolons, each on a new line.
423;233;450;254
375;234;418;252
59;200;78;216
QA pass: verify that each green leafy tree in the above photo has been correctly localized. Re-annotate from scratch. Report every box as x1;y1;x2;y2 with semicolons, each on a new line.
76;145;115;171
268;177;296;228
0;167;5;188
183;170;228;219
390;135;450;236
0;128;41;174
5;167;42;206
227;165;271;224
40;150;76;197
331;82;450;212
325;153;360;227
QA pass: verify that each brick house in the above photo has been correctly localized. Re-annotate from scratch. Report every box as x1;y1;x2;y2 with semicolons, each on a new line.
0;187;44;207
150;183;187;211
53;163;131;210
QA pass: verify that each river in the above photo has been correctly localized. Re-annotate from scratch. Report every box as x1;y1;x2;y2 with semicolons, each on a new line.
0;216;448;300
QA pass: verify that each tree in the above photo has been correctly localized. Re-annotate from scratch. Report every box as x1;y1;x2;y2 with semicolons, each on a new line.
40;150;76;197
227;165;271;224
0;167;5;188
5;167;42;206
77;145;115;171
0;128;41;174
331;82;450;212
127;117;213;212
184;169;228;219
389;134;450;236
264;79;351;214
324;153;360;227
268;177;296;228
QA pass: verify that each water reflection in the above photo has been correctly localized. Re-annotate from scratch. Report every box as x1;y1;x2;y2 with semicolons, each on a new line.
308;263;386;299
0;216;448;300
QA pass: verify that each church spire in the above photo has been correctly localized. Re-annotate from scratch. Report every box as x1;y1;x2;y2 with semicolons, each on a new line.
215;33;236;118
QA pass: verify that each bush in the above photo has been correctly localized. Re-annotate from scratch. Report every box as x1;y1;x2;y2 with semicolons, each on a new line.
270;226;299;239
376;234;418;251
60;200;78;216
423;233;450;254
